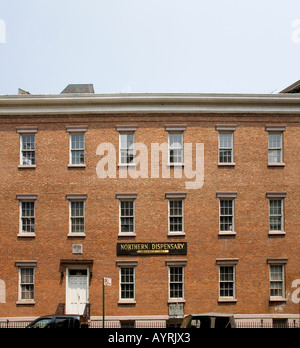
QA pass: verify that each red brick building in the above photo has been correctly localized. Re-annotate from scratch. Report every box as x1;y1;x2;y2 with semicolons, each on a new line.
0;83;299;327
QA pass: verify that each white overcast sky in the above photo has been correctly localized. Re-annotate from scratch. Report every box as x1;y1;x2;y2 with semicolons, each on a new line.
0;0;300;95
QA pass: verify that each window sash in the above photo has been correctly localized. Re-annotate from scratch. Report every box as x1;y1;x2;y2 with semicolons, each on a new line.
120;267;135;300
120;200;135;233
169;200;184;233
169;267;184;299
270;265;285;298
119;133;135;164
168;133;183;164
70;134;85;165
219;266;235;298
219;199;234;232
268;133;282;163
21;135;35;165
269;199;283;231
19;268;34;300
219;132;233;163
20;201;35;233
70;201;85;233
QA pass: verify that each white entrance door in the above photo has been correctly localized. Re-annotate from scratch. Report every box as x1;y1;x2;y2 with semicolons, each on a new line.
66;269;88;315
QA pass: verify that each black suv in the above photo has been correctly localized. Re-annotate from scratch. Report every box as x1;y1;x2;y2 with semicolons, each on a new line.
26;315;88;329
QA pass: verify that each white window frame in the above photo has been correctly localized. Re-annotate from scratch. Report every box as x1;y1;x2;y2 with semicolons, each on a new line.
218;265;236;300
269;262;286;301
216;259;238;303
218;132;234;164
119;267;135;301
15;261;37;304
20;201;35;236
119;132;135;166
16;127;38;169
69;201;85;235
66;126;87;168
168;266;185;301
268;132;283;164
117;261;138;305
70;133;85;166
66;194;87;237
217;193;237;235
269;199;284;233
266;126;285;166
16;194;38;238
266;193;286;236
119;200;135;236
168;199;184;234
168;132;184;165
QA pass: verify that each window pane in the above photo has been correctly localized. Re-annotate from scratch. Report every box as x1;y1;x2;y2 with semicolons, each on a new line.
169;267;184;299
219;266;234;298
120;268;135;299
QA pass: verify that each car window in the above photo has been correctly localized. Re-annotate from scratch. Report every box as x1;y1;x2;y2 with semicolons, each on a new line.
53;317;73;328
30;318;52;328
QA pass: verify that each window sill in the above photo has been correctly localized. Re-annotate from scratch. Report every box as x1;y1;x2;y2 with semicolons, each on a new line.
269;297;287;302
18;165;36;170
218;298;237;303
16;300;35;306
167;163;184;167
218;231;236;236
17;233;36;238
118;300;136;305
118;232;136;237
168;299;186;304
268;163;285;167
218;163;235;167
67;233;86;238
168;232;186;237
118;163;136;168
68;164;86;169
268;231;286;236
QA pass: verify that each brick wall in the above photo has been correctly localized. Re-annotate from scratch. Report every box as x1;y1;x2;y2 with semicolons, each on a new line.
0;112;299;319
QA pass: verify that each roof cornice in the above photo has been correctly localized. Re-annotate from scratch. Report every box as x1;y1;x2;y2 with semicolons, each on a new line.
0;93;300;115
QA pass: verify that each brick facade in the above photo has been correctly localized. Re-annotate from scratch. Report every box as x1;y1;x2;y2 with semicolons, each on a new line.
0;92;299;326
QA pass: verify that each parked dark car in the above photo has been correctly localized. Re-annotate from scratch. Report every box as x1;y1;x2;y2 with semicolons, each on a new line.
26;315;88;329
180;313;236;329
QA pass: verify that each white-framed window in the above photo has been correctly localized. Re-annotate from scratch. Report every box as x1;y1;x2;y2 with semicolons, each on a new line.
16;194;38;237
21;134;36;166
116;194;137;236
269;262;286;300
216;125;236;165
169;266;184;300
266;193;286;235
119;267;135;301
21;201;35;234
119;132;135;165
219;199;234;233
219;132;234;164
17;127;38;168
70;201;85;234
19;267;35;301
168;133;183;165
66;194;87;236
268;132;283;164
70;134;85;165
120;200;135;234
269;199;284;232
66;126;87;167
219;266;236;299
217;193;237;235
266;126;285;166
169;200;184;233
